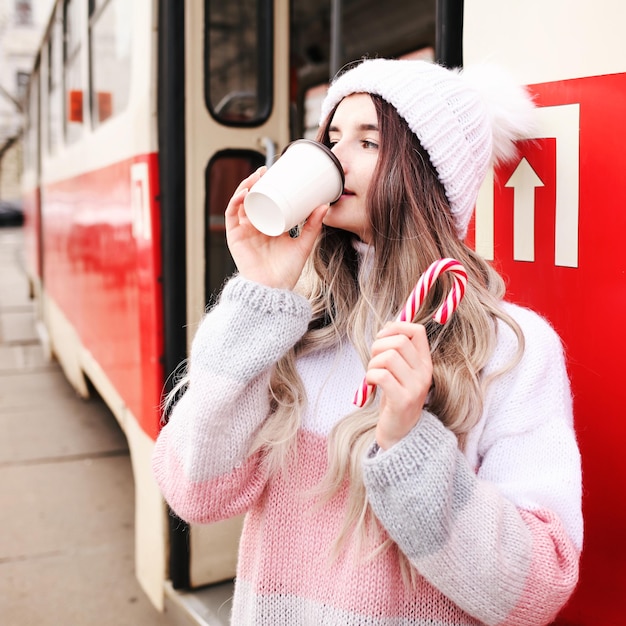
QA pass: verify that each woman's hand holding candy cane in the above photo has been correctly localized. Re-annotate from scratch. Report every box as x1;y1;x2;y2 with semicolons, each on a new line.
356;258;468;450
367;321;434;450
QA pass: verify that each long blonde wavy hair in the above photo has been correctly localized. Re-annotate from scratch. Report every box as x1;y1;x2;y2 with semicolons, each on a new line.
248;95;524;558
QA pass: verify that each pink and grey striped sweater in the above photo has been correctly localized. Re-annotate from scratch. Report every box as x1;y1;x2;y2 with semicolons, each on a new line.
152;276;582;625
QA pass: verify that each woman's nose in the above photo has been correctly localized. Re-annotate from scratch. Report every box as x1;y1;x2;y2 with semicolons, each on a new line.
330;144;347;173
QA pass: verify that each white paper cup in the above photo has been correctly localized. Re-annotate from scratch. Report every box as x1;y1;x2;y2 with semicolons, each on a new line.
243;139;345;236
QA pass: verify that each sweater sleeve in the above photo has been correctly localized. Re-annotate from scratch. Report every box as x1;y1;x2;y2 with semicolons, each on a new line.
152;276;312;524
362;305;582;626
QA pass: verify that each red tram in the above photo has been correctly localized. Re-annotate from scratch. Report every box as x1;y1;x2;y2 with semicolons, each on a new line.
21;0;625;622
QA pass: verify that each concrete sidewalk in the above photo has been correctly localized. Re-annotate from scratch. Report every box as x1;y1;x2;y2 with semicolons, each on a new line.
0;226;172;626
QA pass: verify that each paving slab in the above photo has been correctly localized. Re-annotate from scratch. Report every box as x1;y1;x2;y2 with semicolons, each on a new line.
0;308;38;344
0;397;127;465
0;343;52;372
0;455;134;562
0;369;85;413
1;495;172;626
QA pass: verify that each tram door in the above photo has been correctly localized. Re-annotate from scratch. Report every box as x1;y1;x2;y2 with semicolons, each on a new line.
464;1;626;622
181;0;439;591
183;0;290;588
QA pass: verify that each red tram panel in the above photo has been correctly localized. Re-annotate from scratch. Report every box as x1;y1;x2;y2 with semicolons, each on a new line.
41;153;164;440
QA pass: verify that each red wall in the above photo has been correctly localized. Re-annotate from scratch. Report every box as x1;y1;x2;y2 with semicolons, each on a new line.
469;72;626;624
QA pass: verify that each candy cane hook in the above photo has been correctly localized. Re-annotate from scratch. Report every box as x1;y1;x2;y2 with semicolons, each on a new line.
353;258;467;407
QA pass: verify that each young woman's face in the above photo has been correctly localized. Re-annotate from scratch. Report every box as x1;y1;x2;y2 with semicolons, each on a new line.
324;93;380;244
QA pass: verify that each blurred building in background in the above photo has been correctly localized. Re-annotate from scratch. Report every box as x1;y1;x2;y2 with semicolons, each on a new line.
0;0;53;202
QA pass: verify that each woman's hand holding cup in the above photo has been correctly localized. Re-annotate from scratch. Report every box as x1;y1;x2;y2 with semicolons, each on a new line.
225;167;328;291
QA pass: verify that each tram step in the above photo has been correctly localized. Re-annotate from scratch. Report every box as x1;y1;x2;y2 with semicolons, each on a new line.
164;580;234;626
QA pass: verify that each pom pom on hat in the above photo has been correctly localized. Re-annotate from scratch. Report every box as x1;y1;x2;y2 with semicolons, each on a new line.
460;63;538;166
319;59;537;239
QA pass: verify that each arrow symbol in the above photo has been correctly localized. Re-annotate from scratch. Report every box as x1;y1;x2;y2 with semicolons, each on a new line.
505;157;545;262
475;104;580;267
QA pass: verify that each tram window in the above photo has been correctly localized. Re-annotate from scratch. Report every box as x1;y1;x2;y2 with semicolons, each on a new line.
64;0;84;144
290;0;436;137
89;0;132;127
46;7;63;155
205;152;265;301
205;0;272;125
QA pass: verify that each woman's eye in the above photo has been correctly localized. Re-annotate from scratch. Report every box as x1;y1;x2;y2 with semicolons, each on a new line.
362;139;379;149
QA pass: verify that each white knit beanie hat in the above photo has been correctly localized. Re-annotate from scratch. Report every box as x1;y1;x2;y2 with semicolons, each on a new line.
319;58;537;238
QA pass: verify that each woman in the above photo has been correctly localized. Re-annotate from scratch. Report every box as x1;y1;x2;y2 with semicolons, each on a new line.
152;59;582;625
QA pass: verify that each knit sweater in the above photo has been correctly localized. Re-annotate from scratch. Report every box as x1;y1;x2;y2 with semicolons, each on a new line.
152;276;582;626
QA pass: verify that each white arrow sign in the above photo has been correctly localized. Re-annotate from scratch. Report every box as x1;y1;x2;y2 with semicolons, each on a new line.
505;158;545;262
475;103;580;268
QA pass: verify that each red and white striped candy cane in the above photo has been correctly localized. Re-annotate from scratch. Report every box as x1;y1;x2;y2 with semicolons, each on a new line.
353;258;467;407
